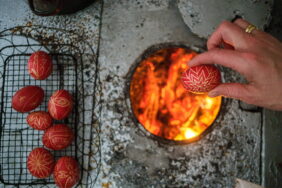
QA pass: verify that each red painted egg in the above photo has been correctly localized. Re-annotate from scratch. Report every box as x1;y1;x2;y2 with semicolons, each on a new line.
12;86;44;113
48;90;73;120
28;51;53;80
26;111;52;130
43;124;74;150
54;157;80;188
27;148;55;178
181;65;222;93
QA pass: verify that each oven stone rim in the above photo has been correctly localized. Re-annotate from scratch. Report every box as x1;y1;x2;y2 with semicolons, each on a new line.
124;42;231;145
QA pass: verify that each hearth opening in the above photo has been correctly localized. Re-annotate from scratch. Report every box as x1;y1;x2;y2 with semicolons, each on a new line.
129;46;222;142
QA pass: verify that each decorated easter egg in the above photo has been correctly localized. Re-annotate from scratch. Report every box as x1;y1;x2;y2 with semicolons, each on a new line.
26;111;53;130
48;90;73;120
28;51;53;80
12;86;44;113
54;156;80;188
181;65;221;93
43;124;74;150
27;148;55;178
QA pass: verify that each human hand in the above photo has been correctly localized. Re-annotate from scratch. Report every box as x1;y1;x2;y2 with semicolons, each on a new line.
189;19;282;111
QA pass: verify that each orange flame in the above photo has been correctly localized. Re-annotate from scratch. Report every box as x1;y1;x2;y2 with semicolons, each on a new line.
130;47;222;141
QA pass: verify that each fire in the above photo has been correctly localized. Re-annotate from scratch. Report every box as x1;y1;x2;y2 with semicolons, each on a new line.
130;47;222;142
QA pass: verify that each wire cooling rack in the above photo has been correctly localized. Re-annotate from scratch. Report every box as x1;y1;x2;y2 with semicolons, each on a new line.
0;26;101;187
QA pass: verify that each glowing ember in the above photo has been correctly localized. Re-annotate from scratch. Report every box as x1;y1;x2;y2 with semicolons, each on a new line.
130;47;222;142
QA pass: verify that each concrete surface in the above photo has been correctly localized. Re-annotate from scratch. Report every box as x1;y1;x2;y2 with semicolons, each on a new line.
178;0;273;38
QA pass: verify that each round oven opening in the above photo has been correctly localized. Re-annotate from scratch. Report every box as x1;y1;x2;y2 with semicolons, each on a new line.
129;46;222;142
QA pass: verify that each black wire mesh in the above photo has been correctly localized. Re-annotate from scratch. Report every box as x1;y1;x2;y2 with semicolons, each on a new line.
0;26;101;187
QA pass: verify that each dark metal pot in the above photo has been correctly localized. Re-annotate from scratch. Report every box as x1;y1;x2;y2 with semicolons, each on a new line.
26;0;96;16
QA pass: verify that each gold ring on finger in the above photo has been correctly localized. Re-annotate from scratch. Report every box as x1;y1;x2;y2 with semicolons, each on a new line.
245;24;258;34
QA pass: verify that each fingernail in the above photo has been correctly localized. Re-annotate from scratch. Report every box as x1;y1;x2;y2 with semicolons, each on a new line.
188;60;195;67
208;91;219;97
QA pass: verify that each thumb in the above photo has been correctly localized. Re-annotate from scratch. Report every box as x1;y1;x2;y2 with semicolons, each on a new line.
208;83;250;100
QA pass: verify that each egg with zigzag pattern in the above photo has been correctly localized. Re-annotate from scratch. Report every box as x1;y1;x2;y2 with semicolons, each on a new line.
181;65;221;93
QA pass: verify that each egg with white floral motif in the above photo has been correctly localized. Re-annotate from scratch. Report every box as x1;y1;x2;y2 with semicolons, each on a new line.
42;124;74;150
48;90;73;120
12;86;44;113
28;51;53;80
54;156;80;188
27;148;54;178
27;111;52;130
